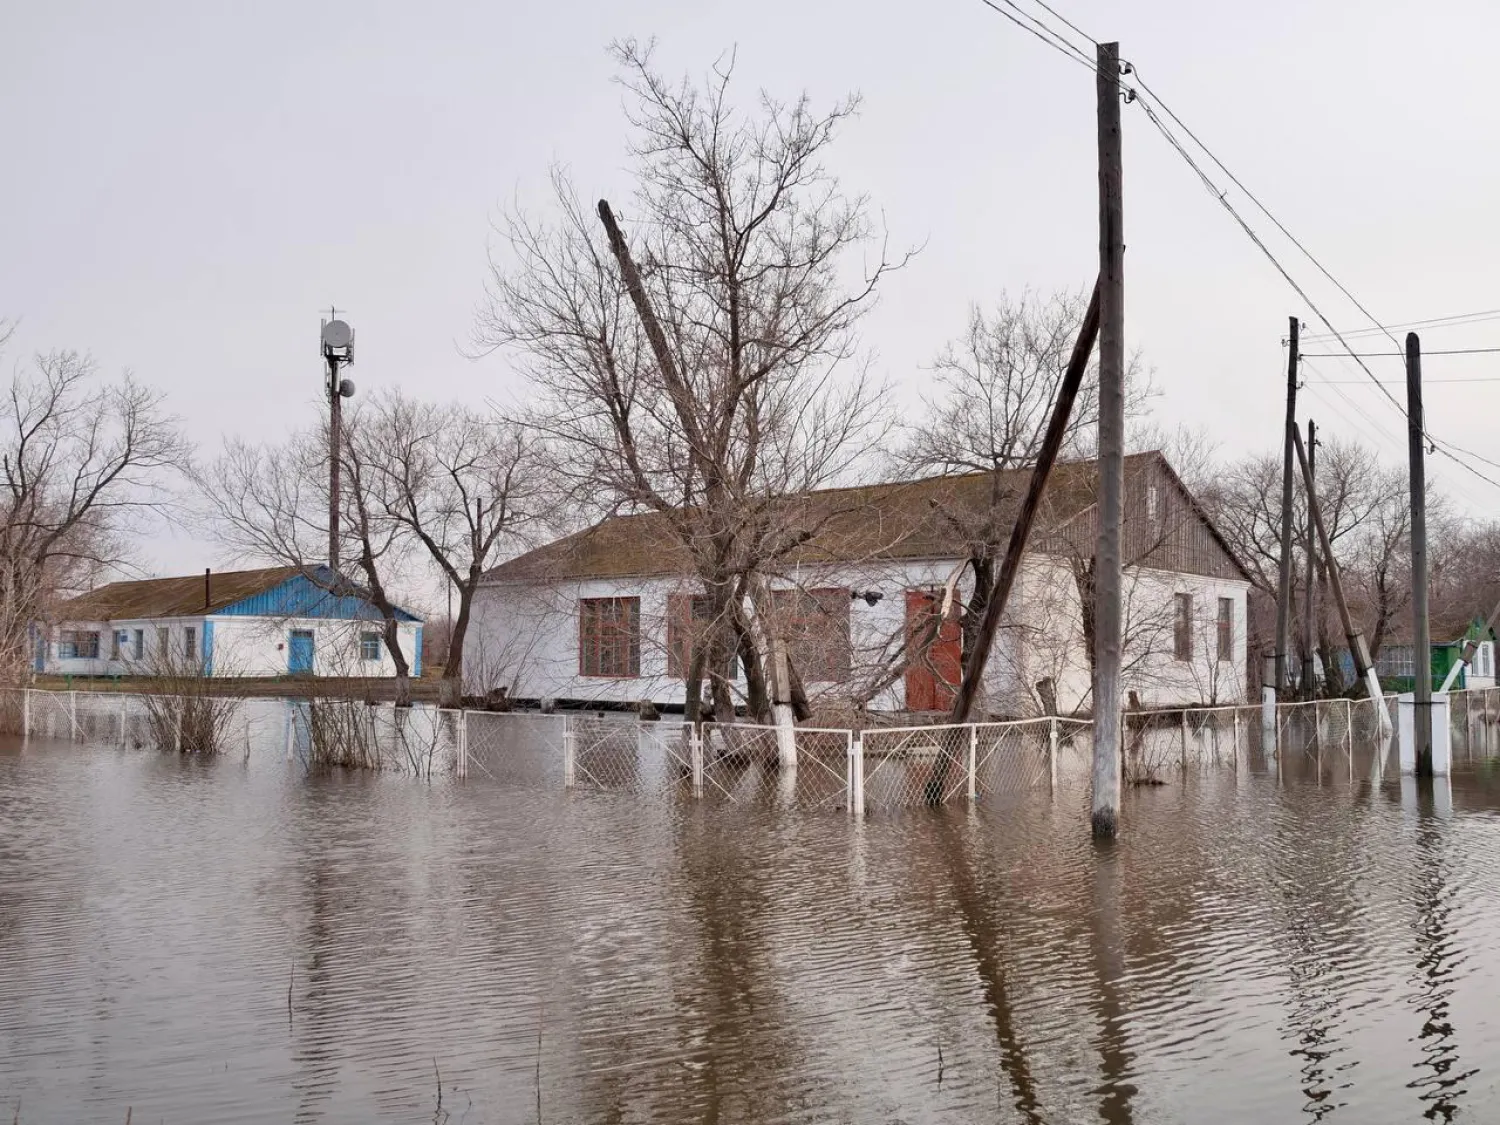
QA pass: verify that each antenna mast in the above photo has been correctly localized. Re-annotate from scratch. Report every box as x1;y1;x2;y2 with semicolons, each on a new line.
320;309;356;571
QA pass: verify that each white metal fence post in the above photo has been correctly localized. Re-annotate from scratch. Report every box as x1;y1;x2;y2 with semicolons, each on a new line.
119;693;128;748
562;715;577;789
173;698;183;754
284;704;294;762
690;726;704;797
1181;710;1190;771
69;690;78;741
21;688;30;742
457;710;469;779
1049;716;1059;791
966;725;978;801
849;733;865;818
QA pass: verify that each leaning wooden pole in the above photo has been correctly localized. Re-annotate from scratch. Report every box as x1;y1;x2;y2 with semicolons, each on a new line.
1092;41;1125;840
948;282;1101;724
1292;426;1388;729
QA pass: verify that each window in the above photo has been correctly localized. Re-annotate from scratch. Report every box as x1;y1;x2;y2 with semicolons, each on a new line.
360;632;382;661
579;597;641;677
1147;485;1160;523
157;628;170;658
1173;593;1193;661
1376;645;1415;679
667;594;738;680
1479;642;1494;679
184;627;197;663
768;587;852;683
1216;597;1234;662
133;630;144;660
59;630;100;659
111;630;123;660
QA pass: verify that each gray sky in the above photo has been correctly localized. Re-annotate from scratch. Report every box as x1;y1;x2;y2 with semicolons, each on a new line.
4;0;1499;597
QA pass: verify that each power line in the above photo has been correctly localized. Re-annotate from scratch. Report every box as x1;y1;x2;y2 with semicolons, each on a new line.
970;0;1500;496
974;0;1096;71
1302;347;1500;358
1303;308;1500;343
1318;377;1500;384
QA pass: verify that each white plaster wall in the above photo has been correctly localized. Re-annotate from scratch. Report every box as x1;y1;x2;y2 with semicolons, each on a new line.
42;617;205;677
210;617;421;678
40;616;420;679
468;559;1029;713
469;557;1250;712
1117;567;1249;706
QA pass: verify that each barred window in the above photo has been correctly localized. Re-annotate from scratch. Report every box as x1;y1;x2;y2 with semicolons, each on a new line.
579;597;640;678
1216;597;1234;662
768;587;851;683
60;630;100;659
360;632;382;661
1173;593;1193;661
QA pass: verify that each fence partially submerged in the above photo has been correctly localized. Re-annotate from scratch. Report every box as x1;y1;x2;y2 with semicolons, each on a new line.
8;686;1500;813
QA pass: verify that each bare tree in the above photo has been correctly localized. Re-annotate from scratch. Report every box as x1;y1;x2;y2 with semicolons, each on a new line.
900;289;1153;694
362;392;545;703
474;40;907;721
0;342;187;680
197;410;420;703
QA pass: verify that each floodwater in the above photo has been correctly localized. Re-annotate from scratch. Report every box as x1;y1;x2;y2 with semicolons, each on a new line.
4;720;1500;1123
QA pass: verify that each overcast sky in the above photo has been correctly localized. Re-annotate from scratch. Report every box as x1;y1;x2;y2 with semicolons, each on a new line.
4;0;1498;595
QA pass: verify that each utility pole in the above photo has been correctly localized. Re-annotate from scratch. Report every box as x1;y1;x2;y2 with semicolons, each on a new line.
320;311;356;572
1275;317;1299;695
1092;40;1125;841
1407;332;1432;775
1301;419;1318;698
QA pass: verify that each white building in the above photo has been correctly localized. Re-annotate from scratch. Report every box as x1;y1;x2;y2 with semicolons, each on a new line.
36;565;423;679
467;453;1253;717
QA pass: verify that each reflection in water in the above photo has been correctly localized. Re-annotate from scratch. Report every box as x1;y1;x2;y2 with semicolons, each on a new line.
3;728;1500;1123
1406;782;1475;1122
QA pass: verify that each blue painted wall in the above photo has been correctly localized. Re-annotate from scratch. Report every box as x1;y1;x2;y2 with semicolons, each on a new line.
413;626;423;678
203;620;215;676
215;567;420;623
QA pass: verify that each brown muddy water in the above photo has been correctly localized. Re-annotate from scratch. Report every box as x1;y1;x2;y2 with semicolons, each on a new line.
3;725;1500;1124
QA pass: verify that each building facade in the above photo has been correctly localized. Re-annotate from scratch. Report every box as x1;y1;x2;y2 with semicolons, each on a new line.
37;566;422;679
467;453;1253;716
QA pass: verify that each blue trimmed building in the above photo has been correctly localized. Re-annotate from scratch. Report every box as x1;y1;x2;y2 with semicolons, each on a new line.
37;565;423;679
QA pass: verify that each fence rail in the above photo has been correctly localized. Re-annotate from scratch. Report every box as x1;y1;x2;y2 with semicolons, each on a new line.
10;685;1499;813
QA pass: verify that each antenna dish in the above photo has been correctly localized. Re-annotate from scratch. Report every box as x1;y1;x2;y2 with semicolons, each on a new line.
322;319;353;349
338;378;356;398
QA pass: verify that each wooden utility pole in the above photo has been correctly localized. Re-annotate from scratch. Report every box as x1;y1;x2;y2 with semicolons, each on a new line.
1407;332;1433;775
1092;41;1125;840
1292;428;1385;718
1301;419;1317;698
1275;317;1300;693
948;281;1100;723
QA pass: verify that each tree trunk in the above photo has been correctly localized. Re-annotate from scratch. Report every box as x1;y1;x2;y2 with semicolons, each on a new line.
683;644;707;725
962;555;993;667
439;575;478;707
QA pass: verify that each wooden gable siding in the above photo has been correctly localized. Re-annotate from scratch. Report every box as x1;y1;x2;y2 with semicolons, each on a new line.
1036;458;1245;581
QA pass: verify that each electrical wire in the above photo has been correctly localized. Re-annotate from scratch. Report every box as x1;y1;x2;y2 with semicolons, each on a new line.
974;0;1097;72
1302;307;1500;343
969;0;1500;496
1302;348;1500;358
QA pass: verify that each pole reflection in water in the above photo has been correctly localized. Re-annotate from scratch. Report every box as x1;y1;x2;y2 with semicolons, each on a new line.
1405;778;1474;1122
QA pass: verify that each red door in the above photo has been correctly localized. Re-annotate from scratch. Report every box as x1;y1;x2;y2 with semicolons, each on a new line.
905;590;962;711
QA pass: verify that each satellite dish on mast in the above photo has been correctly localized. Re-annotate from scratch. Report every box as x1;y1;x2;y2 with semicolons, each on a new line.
322;319;353;349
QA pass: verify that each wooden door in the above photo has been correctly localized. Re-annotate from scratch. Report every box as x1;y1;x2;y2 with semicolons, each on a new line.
905;590;962;712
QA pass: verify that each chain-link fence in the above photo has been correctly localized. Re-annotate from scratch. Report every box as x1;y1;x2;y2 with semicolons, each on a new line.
20;683;1500;809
